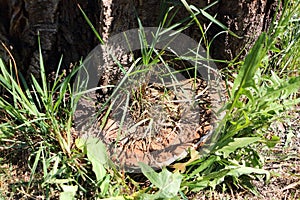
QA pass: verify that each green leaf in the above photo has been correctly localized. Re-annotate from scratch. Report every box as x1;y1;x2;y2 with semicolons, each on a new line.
189;180;210;192
226;166;270;182
100;174;110;196
60;192;75;200
189;155;218;177
75;137;86;153
85;137;108;182
264;75;300;100
139;162;183;199
77;4;104;44
91;162;106;184
232;33;267;98
37;34;48;101
265;135;280;148
60;185;78;200
190;165;269;191
28;143;43;188
199;168;231;190
216;137;261;158
190;5;242;39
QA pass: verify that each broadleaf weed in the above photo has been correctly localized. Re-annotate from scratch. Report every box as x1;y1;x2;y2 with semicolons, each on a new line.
0;1;299;199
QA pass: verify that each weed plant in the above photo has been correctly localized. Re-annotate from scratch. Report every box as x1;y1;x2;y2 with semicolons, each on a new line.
0;1;299;199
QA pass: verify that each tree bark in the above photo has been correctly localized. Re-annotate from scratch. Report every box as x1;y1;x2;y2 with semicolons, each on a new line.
210;0;282;62
0;0;282;78
0;0;98;79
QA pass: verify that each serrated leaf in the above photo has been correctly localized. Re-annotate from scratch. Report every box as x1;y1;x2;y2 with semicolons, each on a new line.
194;169;231;190
232;33;267;98
189;155;218;177
139;162;183;199
264;76;300;100
190;180;210;192
227;166;270;182
216;137;261;158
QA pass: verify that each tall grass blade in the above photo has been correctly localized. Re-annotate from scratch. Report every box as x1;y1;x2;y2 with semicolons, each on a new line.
77;4;104;44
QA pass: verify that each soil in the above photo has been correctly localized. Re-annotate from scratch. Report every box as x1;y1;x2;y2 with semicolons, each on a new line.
92;77;222;172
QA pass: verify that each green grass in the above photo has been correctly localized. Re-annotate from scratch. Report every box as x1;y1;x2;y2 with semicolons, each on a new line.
0;1;300;199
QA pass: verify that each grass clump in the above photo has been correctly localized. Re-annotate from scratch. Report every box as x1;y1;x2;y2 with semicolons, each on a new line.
0;1;299;199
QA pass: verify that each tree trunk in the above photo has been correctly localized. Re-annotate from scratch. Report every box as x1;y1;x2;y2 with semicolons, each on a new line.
0;0;98;79
0;0;282;77
209;0;282;62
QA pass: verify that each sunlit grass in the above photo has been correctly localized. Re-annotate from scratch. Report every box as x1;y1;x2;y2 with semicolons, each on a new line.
0;1;299;199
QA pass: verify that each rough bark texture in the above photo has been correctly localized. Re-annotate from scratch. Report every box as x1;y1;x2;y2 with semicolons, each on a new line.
211;0;282;62
139;0;282;63
0;0;98;78
0;0;282;77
